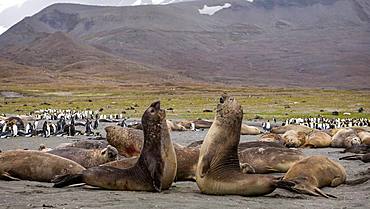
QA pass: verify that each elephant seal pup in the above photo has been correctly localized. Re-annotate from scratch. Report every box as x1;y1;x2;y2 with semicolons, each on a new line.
166;120;187;131
0;150;85;182
187;140;284;149
47;145;118;168
277;156;346;198
106;126;142;157
358;131;370;146
239;147;305;174
340;153;370;163
282;130;307;148
259;133;284;144
331;128;361;148
54;101;174;192
271;124;313;134
302;131;332;148
240;124;261;135
196;95;278;196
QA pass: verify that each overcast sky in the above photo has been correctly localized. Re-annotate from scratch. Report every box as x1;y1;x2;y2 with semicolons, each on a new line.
0;0;154;34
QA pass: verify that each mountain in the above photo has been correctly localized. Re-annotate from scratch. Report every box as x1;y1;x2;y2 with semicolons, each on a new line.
1;0;370;89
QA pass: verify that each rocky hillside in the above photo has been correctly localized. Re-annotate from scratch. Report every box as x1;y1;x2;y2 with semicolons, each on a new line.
1;0;369;89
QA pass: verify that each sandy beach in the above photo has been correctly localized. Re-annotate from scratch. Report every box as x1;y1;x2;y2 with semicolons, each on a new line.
0;123;369;209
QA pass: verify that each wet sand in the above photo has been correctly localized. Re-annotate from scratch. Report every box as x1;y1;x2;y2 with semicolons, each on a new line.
0;125;369;209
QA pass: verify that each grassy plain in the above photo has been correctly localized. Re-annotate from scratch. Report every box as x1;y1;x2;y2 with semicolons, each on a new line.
0;83;369;120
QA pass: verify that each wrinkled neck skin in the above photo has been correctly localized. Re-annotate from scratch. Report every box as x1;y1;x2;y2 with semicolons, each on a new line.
202;109;243;171
139;120;163;168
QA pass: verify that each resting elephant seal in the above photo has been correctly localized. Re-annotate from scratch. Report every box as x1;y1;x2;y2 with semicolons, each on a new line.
54;101;176;192
331;128;361;148
277;156;346;198
302;131;332;148
271;124;313;134
0;150;85;182
55;140;109;150
358;131;370;146
106;126;143;157
47;145;118;168
195;95;278;196
239;147;305;174
166;120;187;131
282;130;307;148
259;133;284;144
240;124;261;135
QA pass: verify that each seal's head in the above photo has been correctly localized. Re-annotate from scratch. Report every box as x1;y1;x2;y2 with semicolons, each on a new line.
216;94;243;125
142;101;165;129
101;145;119;160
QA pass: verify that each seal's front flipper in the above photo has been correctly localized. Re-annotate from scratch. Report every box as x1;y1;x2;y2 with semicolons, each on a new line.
52;174;83;188
0;172;20;181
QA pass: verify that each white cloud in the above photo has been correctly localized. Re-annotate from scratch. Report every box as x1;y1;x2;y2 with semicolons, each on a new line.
0;0;27;13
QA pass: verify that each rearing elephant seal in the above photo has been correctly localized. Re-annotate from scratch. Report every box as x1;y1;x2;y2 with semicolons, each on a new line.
277;156;346;198
0;150;85;182
195;95;278;196
54;101;174;192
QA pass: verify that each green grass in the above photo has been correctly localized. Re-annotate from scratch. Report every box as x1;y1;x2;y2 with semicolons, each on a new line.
0;83;369;120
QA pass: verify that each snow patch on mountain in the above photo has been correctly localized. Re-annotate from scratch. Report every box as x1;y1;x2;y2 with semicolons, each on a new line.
199;3;231;16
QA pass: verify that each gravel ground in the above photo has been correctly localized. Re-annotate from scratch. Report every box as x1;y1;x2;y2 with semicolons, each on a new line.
0;122;369;209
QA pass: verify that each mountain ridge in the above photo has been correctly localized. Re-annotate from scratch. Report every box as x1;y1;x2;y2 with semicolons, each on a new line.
1;0;369;89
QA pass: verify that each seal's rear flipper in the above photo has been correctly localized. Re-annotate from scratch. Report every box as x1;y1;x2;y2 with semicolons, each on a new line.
0;173;20;181
52;174;83;188
339;155;362;161
277;180;335;198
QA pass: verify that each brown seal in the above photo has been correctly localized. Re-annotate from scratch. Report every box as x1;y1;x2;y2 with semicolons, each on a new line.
358;131;370;146
277;155;346;198
282;130;307;148
106;126;142;157
239;147;305;174
0;150;85;182
302;131;332;148
240;124;261;135
195;95;278;196
331;128;361;148
53;101;174;192
259;133;284;144
271;124;313;134
47;145;118;168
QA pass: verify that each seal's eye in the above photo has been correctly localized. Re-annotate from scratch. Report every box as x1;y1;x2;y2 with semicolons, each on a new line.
220;97;225;104
150;108;156;114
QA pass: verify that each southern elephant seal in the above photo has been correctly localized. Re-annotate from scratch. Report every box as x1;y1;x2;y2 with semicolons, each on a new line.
0;150;85;182
239;147;305;174
47;145;118;168
302;131;332;148
195;95;278;196
53;101;175;192
277;156;346;198
331;128;361;148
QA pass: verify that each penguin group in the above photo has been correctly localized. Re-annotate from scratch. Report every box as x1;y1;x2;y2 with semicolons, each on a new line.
0;108;128;139
284;117;369;130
